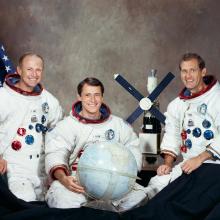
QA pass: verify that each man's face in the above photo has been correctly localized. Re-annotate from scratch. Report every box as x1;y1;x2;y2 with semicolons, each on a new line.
16;55;43;92
78;84;103;119
180;58;206;94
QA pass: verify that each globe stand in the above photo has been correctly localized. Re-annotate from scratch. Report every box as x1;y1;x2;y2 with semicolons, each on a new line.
82;199;119;212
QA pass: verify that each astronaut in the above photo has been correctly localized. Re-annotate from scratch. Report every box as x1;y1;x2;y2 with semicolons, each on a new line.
45;77;147;211
144;53;220;200
0;53;63;201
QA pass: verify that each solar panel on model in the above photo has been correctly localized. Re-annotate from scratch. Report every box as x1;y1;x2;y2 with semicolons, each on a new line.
114;72;175;125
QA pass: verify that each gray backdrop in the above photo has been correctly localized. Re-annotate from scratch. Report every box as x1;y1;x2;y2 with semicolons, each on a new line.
1;0;220;132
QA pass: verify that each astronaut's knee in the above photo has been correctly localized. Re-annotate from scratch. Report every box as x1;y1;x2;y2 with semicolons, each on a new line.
46;181;87;208
9;180;36;201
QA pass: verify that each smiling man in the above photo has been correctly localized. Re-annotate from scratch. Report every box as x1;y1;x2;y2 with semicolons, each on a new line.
45;77;147;211
121;53;220;220
77;80;104;120
180;54;207;94
16;54;44;92
158;53;217;176
0;53;63;201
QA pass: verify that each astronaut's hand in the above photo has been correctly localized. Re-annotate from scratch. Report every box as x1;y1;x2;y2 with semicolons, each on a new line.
181;157;202;174
157;164;172;176
0;158;7;174
60;175;85;193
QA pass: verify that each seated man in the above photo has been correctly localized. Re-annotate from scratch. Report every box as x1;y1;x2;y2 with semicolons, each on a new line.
45;77;147;212
121;53;220;220
0;53;63;201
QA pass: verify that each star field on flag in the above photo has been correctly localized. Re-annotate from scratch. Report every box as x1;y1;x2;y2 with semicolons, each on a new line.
0;43;16;87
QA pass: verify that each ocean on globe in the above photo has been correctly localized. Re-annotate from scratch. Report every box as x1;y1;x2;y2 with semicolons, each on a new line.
76;141;138;201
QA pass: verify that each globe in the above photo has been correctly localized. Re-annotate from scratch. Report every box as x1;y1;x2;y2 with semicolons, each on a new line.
77;141;138;201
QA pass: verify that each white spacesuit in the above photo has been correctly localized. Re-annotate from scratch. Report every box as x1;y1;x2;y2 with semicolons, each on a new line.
0;74;63;201
145;76;220;199
45;101;146;211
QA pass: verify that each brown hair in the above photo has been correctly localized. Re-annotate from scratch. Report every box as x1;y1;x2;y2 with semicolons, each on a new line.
179;53;205;70
77;77;104;96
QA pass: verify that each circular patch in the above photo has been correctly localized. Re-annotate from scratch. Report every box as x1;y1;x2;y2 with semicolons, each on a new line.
192;128;201;138
185;139;192;149
35;123;43;133
11;140;22;151
180;145;187;153
204;130;214;140
186;129;191;134
105;129;115;140
17;128;26;136
202;119;211;129
181;130;187;140
197;103;207;115
29;124;34;130
42;125;48;134
42;102;49;113
25;135;34;145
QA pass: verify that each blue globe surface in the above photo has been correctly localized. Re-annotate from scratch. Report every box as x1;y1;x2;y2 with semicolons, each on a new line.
77;141;138;201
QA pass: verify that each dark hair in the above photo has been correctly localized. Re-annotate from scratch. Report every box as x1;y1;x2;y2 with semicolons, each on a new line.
18;52;44;68
77;77;105;96
179;53;205;70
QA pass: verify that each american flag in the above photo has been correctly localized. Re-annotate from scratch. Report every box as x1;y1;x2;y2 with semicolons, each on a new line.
0;43;16;87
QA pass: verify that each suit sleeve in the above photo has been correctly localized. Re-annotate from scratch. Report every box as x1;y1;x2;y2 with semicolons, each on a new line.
118;118;142;171
206;110;220;160
45;117;76;177
160;98;182;159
